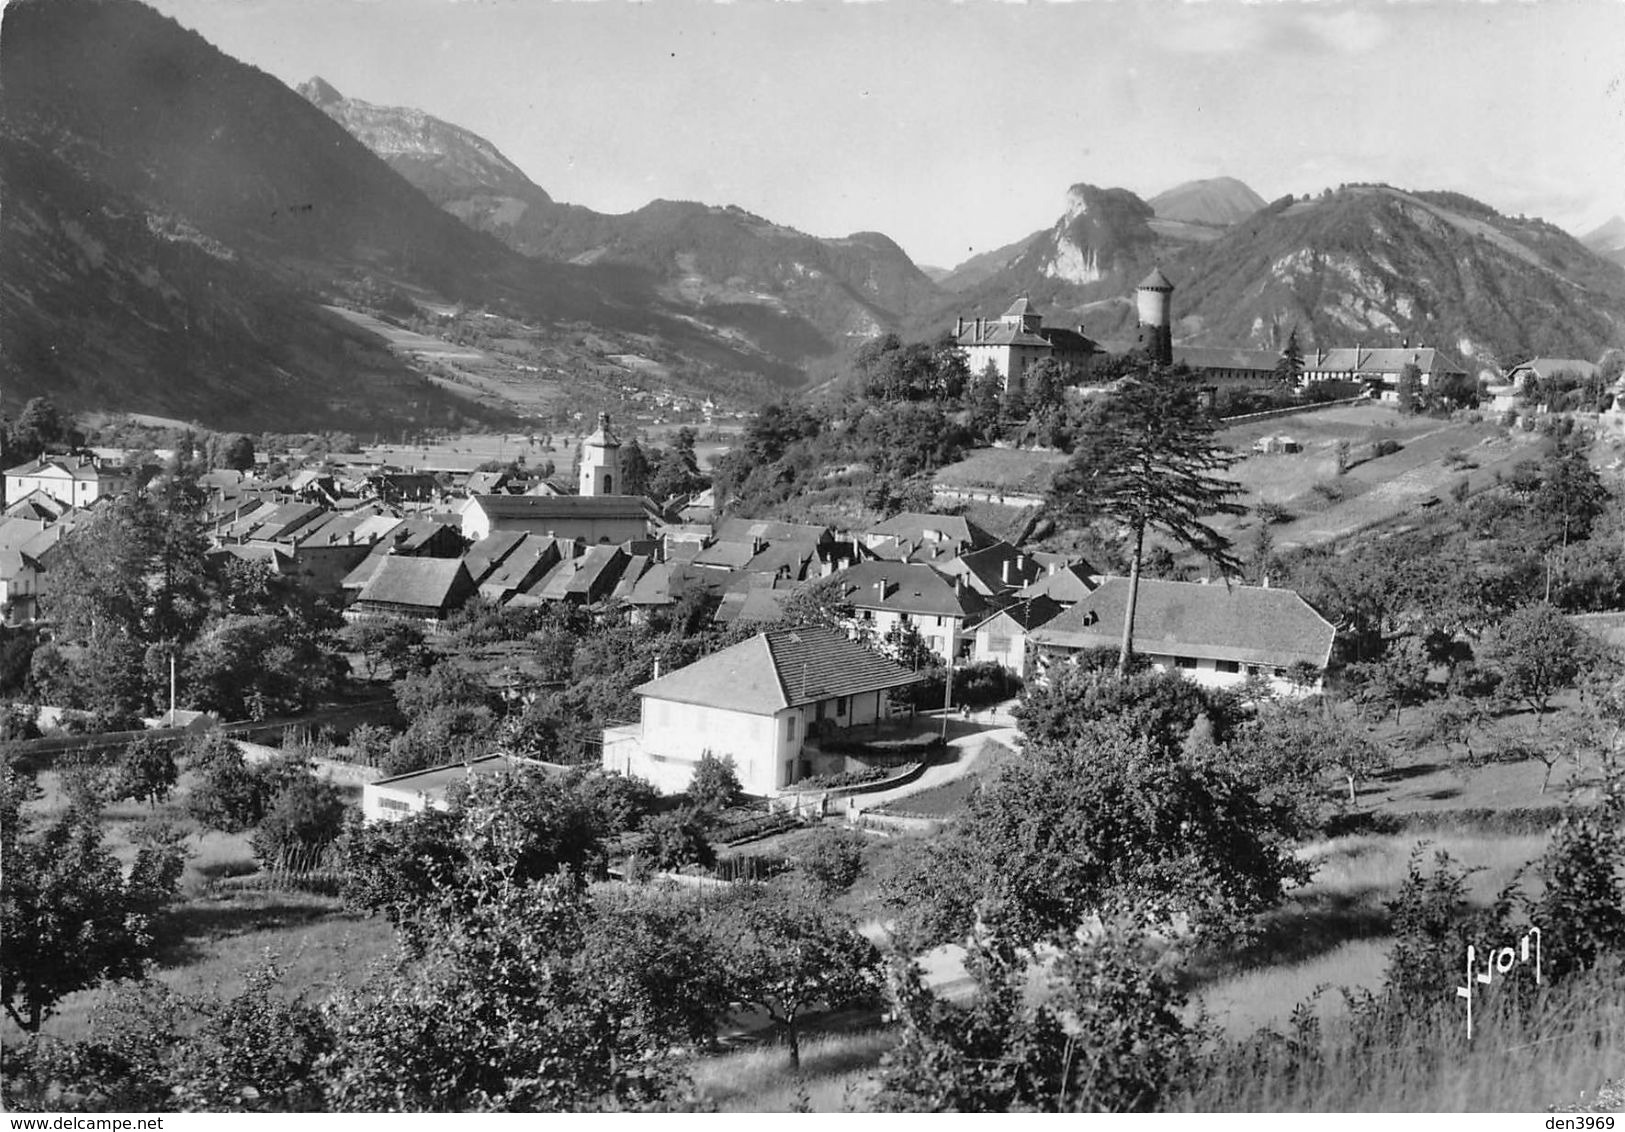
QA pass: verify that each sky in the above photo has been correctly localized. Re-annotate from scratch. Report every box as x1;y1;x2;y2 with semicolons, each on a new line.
142;0;1625;270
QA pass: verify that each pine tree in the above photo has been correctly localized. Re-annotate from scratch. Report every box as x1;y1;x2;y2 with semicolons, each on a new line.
1274;328;1305;387
1050;365;1245;672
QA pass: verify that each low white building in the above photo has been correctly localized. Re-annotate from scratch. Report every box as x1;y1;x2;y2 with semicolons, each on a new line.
361;753;517;822
601;626;924;796
1026;577;1335;695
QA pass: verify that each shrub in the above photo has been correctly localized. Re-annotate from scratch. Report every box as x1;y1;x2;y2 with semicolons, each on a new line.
1371;438;1402;458
115;735;179;806
795;828;867;896
251;777;347;869
1311;480;1346;503
686;752;741;812
644;806;716;871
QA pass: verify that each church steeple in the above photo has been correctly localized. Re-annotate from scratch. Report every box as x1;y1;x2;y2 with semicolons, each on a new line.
579;412;622;497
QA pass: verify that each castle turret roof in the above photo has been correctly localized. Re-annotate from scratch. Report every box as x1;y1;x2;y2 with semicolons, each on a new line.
1138;267;1173;291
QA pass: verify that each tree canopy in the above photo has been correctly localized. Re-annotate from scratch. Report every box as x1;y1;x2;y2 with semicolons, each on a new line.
1049;366;1245;671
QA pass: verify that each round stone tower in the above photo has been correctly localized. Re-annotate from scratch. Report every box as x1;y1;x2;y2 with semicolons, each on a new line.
1135;267;1174;366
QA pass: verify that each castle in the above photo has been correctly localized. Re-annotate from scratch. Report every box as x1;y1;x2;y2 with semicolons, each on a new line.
952;298;1097;393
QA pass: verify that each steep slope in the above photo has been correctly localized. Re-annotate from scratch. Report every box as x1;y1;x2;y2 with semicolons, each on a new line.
0;128;467;431
1148;177;1267;228
1166;188;1625;366
1583;216;1625;269
0;0;814;428
929;184;1179;337
301;79;945;358
935;233;1043;293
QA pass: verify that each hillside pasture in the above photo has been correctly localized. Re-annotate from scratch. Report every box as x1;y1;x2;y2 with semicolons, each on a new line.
1215;405;1546;550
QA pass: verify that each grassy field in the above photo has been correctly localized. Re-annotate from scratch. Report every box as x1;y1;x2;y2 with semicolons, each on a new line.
1215;404;1548;551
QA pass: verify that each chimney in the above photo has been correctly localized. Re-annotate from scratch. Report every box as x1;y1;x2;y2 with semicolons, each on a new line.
653;658;661;680
1001;560;1011;585
955;316;964;337
975;317;984;341
955;574;965;597
1016;552;1027;574
1048;562;1057;576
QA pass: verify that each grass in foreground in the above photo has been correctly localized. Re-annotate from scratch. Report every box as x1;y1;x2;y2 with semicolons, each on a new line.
688;1030;893;1112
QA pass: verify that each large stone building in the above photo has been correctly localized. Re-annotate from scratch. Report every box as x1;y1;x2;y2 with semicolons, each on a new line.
953;298;1097;393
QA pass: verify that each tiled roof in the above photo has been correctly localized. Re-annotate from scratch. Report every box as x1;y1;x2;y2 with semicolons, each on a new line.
743;541;817;579
209;543;295;573
478;536;563;600
968;594;1065;633
1303;347;1464;377
462;530;528;584
1139;267;1173;290
356;557;476;613
471;494;655;520
692;541;756;570
1038;326;1099;354
3;456;128;481
1507;358;1600;381
956;324;1052;348
636;626;922;714
836;561;990;619
713;587;795;626
1027;577;1335;669
949;541;1048;594
866;512;994;551
1175;346;1282;373
713;518;831;545
1016;563;1099;605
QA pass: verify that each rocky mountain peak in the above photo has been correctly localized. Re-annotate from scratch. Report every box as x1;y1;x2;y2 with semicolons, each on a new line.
296;75;343;107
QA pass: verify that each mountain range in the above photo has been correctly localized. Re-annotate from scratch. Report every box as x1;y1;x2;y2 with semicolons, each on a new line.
2;0;1622;432
943;183;1625;370
299;78;944;369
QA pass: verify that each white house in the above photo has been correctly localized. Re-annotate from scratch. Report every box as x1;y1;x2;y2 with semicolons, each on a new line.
601;626;924;796
3;456;132;509
835;560;991;662
1026;577;1336;695
967;595;1065;673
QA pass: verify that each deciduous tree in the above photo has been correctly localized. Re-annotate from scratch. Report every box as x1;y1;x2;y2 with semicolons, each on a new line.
709;886;882;1069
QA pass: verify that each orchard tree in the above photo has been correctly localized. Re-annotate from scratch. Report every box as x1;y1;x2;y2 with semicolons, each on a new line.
116;734;179;806
322;876;702;1111
1534;776;1625;979
894;717;1313;950
1480;602;1584;719
1049;366;1245;672
877;918;1201;1113
251;776;346;869
1;767;185;1032
710;886;882;1069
